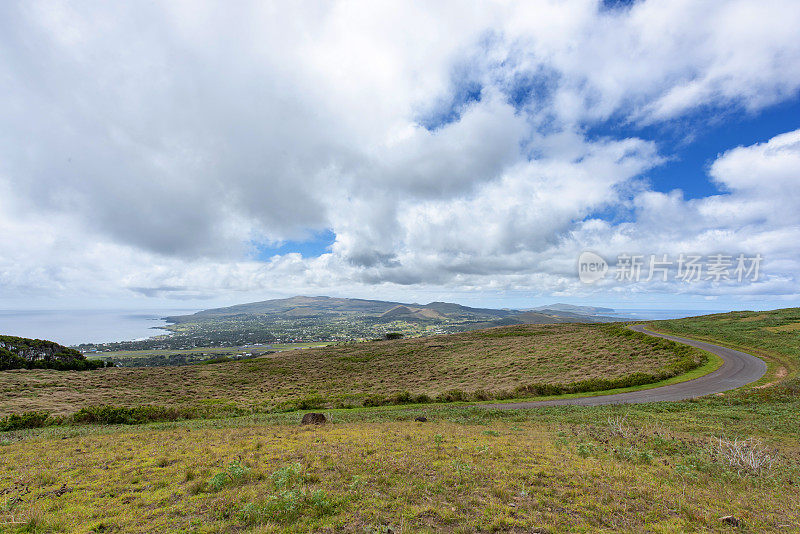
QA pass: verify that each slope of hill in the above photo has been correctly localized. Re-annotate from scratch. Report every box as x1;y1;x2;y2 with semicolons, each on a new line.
654;307;800;386
0;335;110;371
0;323;702;416
379;305;446;321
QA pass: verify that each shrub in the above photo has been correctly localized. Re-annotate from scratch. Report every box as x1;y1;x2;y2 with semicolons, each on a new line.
208;460;252;491
362;394;388;407
413;393;432;404
472;389;492;401
384;332;404;340
391;391;413;404
72;405;135;425
435;389;468;403
0;411;52;431
71;405;190;425
296;395;326;410
238;463;336;525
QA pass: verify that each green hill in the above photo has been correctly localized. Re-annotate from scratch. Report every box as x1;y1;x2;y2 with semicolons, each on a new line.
0;323;701;416
0;335;110;371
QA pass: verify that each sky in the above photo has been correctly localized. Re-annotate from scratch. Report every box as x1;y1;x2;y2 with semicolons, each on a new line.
1;0;799;312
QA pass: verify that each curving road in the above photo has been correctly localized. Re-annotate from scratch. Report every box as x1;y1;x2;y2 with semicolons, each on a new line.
481;325;767;410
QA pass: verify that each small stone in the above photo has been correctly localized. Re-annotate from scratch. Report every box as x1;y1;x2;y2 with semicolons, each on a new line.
414;416;428;422
720;515;741;527
300;412;326;425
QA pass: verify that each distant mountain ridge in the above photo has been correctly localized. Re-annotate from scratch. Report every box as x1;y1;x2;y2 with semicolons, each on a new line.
166;296;619;326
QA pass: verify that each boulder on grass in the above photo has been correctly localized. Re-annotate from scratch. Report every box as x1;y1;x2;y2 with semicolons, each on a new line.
414;416;428;422
301;412;326;425
720;516;741;527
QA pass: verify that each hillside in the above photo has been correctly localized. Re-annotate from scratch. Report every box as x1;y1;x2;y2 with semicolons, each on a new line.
0;335;110;371
655;307;800;387
0;323;701;416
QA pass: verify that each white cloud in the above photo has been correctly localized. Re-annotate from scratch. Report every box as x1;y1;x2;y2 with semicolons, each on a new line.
1;0;799;307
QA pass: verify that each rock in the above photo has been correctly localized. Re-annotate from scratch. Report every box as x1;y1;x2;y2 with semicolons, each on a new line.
720;515;741;527
300;412;326;425
414;416;428;422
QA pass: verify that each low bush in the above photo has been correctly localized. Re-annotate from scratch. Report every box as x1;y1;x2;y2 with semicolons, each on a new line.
71;405;190;425
209;460;252;491
0;411;53;431
296;395;326;410
391;391;413;404
435;389;469;403
362;394;388;407
413;393;432;404
238;463;336;525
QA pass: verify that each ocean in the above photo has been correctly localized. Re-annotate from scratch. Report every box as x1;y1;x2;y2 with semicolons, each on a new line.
609;309;723;321
0;309;199;346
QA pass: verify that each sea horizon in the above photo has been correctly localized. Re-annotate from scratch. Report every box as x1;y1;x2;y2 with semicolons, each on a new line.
0;308;200;346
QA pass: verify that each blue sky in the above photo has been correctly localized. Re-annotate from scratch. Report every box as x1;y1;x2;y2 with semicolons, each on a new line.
253;230;337;261
0;0;799;312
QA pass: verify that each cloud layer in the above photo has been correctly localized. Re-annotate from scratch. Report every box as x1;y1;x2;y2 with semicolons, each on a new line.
1;0;799;307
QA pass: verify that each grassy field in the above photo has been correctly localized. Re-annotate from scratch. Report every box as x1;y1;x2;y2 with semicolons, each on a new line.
1;401;798;533
0;324;701;417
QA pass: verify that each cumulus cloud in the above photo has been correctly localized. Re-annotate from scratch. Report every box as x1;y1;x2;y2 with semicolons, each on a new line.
1;0;799;307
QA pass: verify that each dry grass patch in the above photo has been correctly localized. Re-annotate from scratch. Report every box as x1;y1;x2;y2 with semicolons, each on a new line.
0;324;700;417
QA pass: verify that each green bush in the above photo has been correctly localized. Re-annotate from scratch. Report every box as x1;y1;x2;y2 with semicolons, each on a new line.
296;395;326;410
209;460;252;491
238;463;336;525
413;393;432;404
435;389;469;403
0;411;52;431
391;391;413;404
362;394;388;407
0;335;111;371
71;405;190;425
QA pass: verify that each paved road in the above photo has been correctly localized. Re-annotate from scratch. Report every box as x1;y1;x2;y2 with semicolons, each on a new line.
481;325;767;409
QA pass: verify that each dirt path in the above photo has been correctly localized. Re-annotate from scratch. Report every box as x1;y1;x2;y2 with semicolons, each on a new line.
481;325;767;409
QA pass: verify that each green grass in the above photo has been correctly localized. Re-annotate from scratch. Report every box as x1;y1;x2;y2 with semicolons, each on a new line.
1;399;798;533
